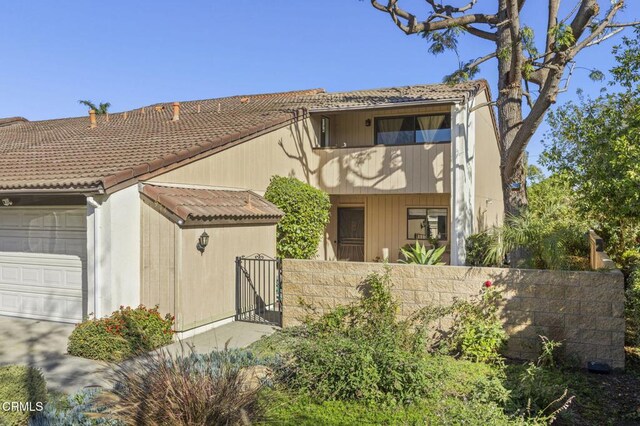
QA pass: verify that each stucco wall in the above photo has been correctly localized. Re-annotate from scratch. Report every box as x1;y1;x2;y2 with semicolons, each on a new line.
88;185;141;317
282;260;625;369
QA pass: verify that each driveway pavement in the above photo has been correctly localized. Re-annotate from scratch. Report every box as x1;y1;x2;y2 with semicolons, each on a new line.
0;316;111;394
0;316;277;394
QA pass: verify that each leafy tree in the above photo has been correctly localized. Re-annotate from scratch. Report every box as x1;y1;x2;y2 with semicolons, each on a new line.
369;0;639;216
78;99;111;114
541;28;640;256
264;176;331;259
526;163;545;186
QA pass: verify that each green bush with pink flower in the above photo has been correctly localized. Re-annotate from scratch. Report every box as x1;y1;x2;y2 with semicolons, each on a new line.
68;305;174;362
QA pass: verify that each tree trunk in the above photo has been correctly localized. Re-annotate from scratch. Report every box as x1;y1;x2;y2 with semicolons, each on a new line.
496;0;528;217
502;158;528;217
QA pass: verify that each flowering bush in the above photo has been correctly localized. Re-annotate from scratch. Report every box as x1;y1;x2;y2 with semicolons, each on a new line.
68;305;175;362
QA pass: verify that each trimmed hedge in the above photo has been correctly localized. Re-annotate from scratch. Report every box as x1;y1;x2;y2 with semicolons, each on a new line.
264;176;331;259
0;365;47;426
68;305;174;362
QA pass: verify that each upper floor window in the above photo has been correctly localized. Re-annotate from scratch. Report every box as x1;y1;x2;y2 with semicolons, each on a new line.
320;116;330;147
375;114;451;145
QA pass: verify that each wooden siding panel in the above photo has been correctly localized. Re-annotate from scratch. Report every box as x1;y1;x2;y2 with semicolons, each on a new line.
327;194;451;262
151;106;454;196
177;225;277;331
473;91;504;231
140;201;176;323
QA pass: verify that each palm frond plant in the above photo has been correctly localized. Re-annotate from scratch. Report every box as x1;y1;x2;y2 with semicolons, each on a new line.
399;241;446;265
483;208;589;270
78;99;111;114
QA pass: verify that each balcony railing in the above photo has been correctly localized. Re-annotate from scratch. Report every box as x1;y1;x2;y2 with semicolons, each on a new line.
311;143;450;194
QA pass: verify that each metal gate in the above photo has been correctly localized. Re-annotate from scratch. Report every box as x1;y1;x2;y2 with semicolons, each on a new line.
235;254;282;326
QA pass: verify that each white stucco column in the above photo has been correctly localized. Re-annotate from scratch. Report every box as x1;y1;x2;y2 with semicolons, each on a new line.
86;185;141;317
450;100;476;266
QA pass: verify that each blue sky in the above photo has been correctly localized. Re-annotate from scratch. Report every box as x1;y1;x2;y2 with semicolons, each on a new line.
0;1;637;166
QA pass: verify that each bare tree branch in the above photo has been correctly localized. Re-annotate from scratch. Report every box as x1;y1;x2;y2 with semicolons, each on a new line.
586;28;624;47
425;0;479;14
606;21;640;28
568;0;600;45
557;62;577;93
545;0;560;56
468;52;498;69
370;1;498;35
571;1;625;54
465;25;498;41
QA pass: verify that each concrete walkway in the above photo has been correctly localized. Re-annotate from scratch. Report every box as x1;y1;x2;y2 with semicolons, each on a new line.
0;316;277;394
165;321;277;356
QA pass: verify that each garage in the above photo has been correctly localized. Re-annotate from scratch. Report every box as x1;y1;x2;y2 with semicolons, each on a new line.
0;205;86;323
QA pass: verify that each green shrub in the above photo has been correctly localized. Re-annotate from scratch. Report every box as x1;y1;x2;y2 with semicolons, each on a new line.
259;389;527;426
0;365;47;426
111;305;174;352
68;305;174;361
399;241;446;265
504;336;574;423
482;211;589;270
262;356;535;425
620;248;640;276
626;269;640;345
466;232;501;267
67;318;132;362
441;286;508;363
264;176;331;259
287;335;382;402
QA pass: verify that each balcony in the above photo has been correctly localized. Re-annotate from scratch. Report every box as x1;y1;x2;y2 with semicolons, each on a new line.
312;143;450;195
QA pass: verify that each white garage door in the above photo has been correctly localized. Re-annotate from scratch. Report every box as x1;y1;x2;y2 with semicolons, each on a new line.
0;207;86;323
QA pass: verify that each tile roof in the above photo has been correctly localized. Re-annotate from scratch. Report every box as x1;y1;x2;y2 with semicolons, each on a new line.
0;80;488;193
140;184;284;226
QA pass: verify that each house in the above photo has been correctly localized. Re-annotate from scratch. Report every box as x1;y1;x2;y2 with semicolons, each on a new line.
0;80;503;332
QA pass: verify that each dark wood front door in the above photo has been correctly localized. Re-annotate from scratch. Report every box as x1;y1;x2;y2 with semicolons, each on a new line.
337;207;364;261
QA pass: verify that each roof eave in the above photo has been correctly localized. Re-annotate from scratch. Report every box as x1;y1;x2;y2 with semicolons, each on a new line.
308;98;461;114
0;185;104;196
182;216;283;227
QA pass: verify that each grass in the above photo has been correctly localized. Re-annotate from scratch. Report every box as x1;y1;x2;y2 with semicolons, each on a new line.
249;331;640;426
0;365;47;426
258;388;526;426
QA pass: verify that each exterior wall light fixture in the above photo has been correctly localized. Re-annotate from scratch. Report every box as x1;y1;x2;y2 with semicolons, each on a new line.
365;119;372;127
197;231;210;254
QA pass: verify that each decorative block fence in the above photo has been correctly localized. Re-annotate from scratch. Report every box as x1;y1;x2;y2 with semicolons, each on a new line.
282;259;626;369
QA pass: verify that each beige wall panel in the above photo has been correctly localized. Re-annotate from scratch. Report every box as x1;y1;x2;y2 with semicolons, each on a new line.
140;201;177;321
326;104;451;148
177;224;276;331
473;92;504;231
322;194;450;263
151;109;452;195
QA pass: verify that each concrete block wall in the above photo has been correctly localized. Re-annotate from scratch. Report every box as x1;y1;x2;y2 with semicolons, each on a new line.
282;260;625;369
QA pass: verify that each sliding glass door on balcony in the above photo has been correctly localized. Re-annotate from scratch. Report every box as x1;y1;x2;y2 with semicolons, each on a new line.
337;207;364;262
